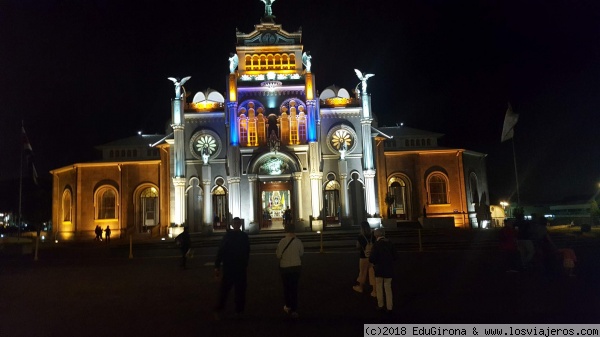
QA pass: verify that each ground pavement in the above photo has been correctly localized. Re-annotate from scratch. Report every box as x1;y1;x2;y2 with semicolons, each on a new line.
1;230;599;337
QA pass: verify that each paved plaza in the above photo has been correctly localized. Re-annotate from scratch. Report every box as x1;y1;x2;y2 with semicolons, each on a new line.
2;230;600;336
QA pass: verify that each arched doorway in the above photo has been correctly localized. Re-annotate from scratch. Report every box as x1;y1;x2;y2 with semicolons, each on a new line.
248;150;302;231
259;181;293;229
185;177;202;233
388;175;411;220
349;171;366;226
212;177;228;231
323;173;341;227
134;185;159;234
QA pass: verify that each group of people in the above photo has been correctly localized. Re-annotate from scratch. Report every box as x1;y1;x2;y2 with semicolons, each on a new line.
499;213;576;277
353;221;397;314
188;216;395;320
94;225;111;243
212;217;304;320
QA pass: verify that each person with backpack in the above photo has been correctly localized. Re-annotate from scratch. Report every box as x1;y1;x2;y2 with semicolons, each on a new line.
369;228;397;314
353;221;376;297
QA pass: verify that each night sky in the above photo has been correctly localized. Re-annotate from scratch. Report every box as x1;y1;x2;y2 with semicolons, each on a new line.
1;0;599;208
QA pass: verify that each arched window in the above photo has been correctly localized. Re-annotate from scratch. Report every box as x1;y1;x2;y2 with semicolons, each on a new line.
140;187;158;228
96;187;117;219
289;106;298;144
279;112;290;145
212;178;228;230
62;189;72;222
388;176;409;219
323;174;341;225
257;110;266;145
239;114;248;145
297;110;307;143
248;107;257;146
427;173;449;205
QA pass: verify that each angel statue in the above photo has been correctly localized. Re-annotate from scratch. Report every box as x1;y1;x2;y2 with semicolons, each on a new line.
167;76;191;99
302;52;312;73
354;69;374;95
228;53;239;74
262;0;275;17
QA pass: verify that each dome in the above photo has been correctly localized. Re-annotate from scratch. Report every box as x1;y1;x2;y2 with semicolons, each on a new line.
192;88;225;103
319;85;351;100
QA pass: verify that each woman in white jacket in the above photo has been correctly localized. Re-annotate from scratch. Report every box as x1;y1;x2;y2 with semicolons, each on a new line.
276;225;304;318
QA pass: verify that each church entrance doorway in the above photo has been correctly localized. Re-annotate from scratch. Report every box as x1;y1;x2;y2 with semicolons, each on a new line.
259;180;293;230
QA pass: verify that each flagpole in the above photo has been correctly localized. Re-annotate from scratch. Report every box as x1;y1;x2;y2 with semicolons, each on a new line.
18;121;24;239
511;134;521;205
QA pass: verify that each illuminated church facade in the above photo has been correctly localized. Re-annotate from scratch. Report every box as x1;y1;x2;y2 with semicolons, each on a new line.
50;3;489;240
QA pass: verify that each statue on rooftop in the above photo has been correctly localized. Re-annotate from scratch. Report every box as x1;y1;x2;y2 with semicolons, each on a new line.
302;52;312;73
354;69;374;95
261;0;275;17
167;76;191;99
229;54;239;74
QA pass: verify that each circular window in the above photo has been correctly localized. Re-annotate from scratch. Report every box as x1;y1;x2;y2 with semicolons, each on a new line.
189;130;222;161
326;125;358;154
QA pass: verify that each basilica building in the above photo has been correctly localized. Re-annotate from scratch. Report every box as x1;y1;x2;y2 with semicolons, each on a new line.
50;2;489;240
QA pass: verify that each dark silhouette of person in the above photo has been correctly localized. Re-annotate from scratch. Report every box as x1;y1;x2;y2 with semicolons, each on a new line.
214;217;250;319
95;225;102;241
283;207;292;226
176;227;191;269
104;226;111;243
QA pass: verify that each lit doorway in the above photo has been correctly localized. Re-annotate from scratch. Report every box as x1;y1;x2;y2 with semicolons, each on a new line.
259;181;293;230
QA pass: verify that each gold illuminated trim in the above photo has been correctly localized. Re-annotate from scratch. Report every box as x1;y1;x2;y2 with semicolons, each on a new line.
324;97;353;106
189;102;224;111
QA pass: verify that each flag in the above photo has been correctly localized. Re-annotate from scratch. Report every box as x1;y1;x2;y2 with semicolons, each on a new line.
501;103;519;142
22;126;33;152
31;163;39;185
21;126;38;185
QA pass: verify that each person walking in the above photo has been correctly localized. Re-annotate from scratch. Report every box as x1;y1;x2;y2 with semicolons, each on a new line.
175;227;191;269
276;223;304;319
369;228;397;314
214;217;250;319
104;226;111;243
94;225;102;241
353;221;376;297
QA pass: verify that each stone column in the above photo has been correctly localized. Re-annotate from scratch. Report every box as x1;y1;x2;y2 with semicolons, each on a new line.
228;176;241;219
293;172;303;221
338;160;349;220
247;174;258;226
170;96;186;226
202;164;212;232
364;169;377;216
308;142;322;219
172;177;186;226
